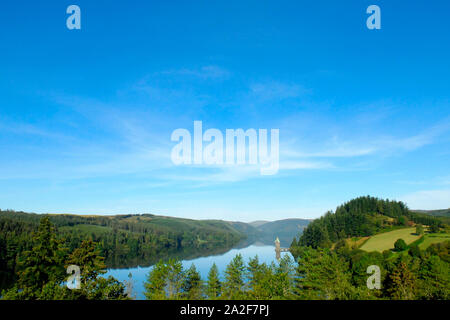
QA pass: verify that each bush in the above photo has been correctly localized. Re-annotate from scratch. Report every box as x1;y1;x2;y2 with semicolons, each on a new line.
408;244;421;258
398;216;409;226
415;224;424;235
394;239;408;252
429;223;440;233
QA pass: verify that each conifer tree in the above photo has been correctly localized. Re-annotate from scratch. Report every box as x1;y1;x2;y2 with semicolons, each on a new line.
66;239;106;284
206;263;221;299
222;254;246;299
183;264;203;299
144;260;168;300
386;258;416;300
17;217;67;292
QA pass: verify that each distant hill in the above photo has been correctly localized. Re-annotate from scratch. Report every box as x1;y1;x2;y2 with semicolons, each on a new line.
237;218;311;247
249;220;270;228
253;219;311;247
227;221;261;240
412;209;450;217
0;209;311;267
0;210;246;268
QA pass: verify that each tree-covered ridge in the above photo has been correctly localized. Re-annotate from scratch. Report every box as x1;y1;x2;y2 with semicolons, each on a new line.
294;196;446;249
412;208;450;217
0;210;245;289
0;211;244;250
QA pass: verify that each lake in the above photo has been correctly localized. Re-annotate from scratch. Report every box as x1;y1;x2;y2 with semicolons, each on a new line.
105;243;294;300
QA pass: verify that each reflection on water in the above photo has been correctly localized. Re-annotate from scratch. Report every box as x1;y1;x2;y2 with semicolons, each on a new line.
105;243;293;300
104;242;239;269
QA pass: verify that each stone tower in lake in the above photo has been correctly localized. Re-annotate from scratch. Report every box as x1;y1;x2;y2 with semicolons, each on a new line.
275;237;281;261
275;237;281;250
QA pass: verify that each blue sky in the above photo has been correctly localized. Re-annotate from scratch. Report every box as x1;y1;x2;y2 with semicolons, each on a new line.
0;0;449;221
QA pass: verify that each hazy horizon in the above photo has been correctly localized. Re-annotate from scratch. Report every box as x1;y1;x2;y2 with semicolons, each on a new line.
2;201;447;223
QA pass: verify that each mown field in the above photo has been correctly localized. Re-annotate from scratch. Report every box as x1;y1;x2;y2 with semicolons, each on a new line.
419;233;450;249
360;227;420;252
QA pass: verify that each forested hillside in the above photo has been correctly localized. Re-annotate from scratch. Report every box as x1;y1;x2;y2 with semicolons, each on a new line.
285;196;450;300
0;210;245;289
412;209;450;218
293;196;446;249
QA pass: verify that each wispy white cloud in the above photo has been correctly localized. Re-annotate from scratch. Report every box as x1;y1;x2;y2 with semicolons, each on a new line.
4;72;450;188
0;120;75;143
281;118;450;162
395;175;450;187
279;160;333;170
378;120;450;152
281;144;376;158
158;65;231;80
248;81;310;101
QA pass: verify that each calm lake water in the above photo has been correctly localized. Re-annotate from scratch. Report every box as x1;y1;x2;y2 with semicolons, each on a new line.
105;243;293;300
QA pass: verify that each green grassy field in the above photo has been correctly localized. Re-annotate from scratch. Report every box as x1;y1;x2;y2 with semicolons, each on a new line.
419;233;450;250
360;227;420;252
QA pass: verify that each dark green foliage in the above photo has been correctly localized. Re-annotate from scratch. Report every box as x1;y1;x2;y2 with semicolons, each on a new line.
183;264;203;299
288;197;450;301
16;217;67;292
296;196;444;249
270;255;296;299
415;224;424;235
398;216;409;226
394;239;408;252
0;209;245;291
144;259;184;300
222;254;246;299
66;240;107;284
429;223;440;233
294;247;356;300
1;217;127;300
408;244;422;258
143;260;167;300
417;254;449;299
385;255;416;300
349;250;385;289
206;263;221;299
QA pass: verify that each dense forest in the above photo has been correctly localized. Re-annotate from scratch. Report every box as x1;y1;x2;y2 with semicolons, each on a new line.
1;217;129;299
0;210;244;290
143;241;449;300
